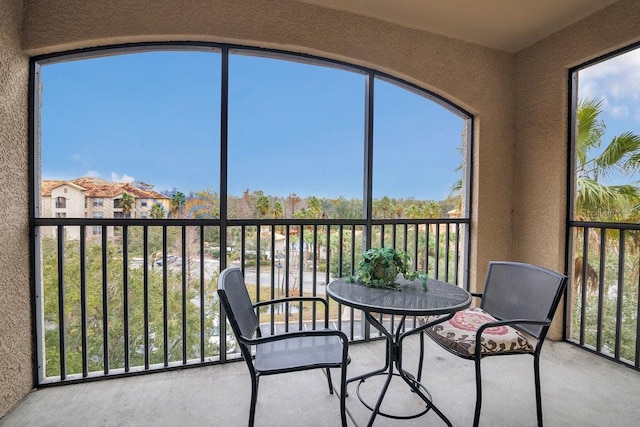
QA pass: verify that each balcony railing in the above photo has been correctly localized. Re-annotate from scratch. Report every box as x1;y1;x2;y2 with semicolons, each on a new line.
568;221;640;370
33;217;469;385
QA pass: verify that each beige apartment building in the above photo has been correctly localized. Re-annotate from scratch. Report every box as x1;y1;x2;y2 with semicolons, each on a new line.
40;177;171;239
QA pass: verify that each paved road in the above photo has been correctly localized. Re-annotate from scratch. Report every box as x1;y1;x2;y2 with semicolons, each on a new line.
242;267;334;296
166;257;336;296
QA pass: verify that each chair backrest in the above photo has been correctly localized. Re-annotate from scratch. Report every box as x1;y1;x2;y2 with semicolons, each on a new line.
217;267;260;344
481;261;567;339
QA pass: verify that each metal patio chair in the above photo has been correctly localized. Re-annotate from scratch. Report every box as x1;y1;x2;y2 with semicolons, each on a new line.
217;267;349;427
424;261;567;427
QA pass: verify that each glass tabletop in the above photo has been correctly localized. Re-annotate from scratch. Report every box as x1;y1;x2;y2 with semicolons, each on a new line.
327;276;471;316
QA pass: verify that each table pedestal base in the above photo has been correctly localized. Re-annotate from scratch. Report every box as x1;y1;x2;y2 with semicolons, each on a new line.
355;372;432;419
347;312;454;427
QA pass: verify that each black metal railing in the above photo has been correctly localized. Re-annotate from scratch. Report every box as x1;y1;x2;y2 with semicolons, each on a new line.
33;217;469;384
568;221;640;370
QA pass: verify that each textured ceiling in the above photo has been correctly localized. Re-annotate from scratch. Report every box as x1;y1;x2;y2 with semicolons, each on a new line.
296;0;619;52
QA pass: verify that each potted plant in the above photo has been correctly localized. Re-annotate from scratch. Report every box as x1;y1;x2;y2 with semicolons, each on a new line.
347;247;428;290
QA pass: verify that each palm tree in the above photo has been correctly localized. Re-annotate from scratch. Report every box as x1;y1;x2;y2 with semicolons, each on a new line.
170;192;186;218
120;192;135;218
373;196;394;218
150;202;166;219
575;98;640;221
272;201;284;219
254;192;270;218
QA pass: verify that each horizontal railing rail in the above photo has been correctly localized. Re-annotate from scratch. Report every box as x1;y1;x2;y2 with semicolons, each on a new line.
567;220;640;371
33;217;469;384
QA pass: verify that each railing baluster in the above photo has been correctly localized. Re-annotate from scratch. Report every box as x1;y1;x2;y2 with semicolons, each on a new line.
579;227;589;347
350;225;356;339
615;230;625;360
162;226;168;367
425;222;430;277
80;225;88;377
284;225;290;331
445;223;450;282
200;225;205;362
270;225;276;336
454;223;460;287
312;224;318;330
412;223;419;272
597;228;606;353
56;225;66;380
298;226;304;331
143;226;149;370
181;225;187;364
101;225;109;374
122;225;130;372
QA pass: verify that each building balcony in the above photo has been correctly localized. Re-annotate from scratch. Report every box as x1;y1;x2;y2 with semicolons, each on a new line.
3;336;638;426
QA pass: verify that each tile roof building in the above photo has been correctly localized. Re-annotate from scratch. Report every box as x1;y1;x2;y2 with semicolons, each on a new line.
40;177;170;240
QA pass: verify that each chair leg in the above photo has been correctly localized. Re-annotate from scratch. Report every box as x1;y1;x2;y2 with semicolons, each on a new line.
326;367;335;394
534;354;543;427
473;357;482;427
249;375;259;427
340;365;347;427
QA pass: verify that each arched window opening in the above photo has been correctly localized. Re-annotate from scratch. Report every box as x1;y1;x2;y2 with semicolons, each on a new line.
31;43;472;383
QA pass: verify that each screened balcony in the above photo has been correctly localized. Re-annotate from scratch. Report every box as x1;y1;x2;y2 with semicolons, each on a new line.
4;0;640;424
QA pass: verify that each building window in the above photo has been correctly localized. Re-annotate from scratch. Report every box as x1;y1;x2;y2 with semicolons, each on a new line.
92;212;103;234
55;212;66;218
140;200;147;207
93;198;103;207
55;196;66;209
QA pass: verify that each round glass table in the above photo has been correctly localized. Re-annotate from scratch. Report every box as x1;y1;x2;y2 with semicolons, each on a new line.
327;276;471;427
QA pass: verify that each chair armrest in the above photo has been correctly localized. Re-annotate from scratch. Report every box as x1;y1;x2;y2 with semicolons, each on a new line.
241;327;348;347
253;296;328;310
253;296;330;326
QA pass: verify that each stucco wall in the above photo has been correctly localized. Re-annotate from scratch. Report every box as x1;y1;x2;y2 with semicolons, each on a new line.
0;0;32;417
513;0;640;338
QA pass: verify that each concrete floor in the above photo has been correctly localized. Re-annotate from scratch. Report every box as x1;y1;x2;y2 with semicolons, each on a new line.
2;337;640;427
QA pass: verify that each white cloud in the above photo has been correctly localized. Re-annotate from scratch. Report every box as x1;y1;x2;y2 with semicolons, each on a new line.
579;48;640;121
610;104;629;119
111;172;135;183
85;170;101;177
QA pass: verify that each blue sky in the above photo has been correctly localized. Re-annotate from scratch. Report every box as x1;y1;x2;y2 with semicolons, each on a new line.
41;49;464;200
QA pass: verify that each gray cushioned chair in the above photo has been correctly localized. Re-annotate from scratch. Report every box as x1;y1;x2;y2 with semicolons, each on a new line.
217;267;349;427
425;261;567;427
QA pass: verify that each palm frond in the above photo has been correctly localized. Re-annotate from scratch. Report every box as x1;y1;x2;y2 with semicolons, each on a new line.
576;98;606;167
595;132;640;175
